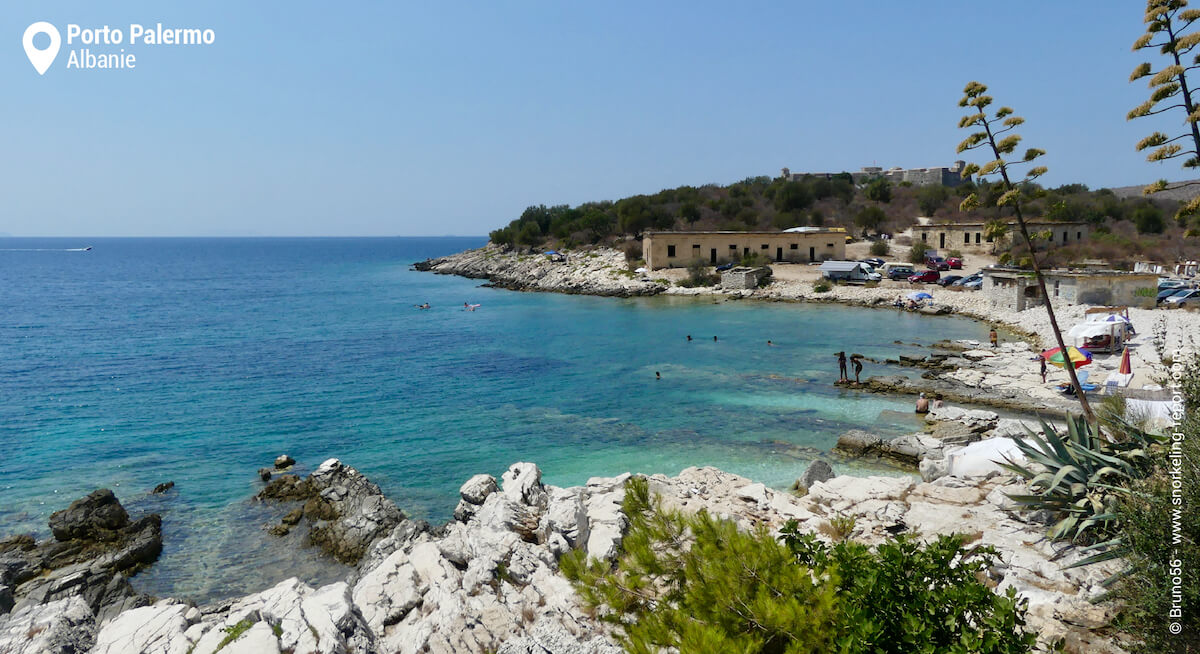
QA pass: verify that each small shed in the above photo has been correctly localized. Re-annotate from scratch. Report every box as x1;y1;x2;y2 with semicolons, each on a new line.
721;266;772;289
819;260;874;283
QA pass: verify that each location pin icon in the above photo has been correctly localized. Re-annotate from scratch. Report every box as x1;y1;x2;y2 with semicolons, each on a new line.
23;22;61;75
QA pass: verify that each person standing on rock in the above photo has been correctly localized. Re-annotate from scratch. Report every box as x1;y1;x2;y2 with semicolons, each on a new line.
836;351;848;382
915;392;930;414
989;327;999;348
851;355;863;384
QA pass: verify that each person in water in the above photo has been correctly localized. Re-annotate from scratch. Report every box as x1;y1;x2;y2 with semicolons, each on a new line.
687;335;692;342
713;336;718;342
989;327;999;348
767;340;774;346
655;371;661;380
851;355;863;384
836;351;848;382
915;392;930;414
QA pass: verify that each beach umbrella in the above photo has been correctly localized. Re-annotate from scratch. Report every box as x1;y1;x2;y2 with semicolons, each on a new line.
906;291;933;300
1118;347;1132;375
543;250;559;255
1041;346;1093;369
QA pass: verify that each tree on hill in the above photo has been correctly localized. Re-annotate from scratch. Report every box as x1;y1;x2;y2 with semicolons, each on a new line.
956;81;1095;421
855;206;887;233
1128;0;1200;233
915;185;950;216
864;177;893;203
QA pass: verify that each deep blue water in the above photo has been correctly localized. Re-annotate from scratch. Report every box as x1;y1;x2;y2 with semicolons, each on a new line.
0;237;990;601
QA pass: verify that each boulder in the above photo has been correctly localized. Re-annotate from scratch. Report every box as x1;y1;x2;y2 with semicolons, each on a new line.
501;463;548;509
48;489;129;542
151;481;175;494
90;603;192;654
835;430;882;457
274;454;296;470
258;459;404;565
306;459;405;564
795;459;835;492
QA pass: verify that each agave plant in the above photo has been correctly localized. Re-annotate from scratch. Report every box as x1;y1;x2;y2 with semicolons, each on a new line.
999;414;1163;544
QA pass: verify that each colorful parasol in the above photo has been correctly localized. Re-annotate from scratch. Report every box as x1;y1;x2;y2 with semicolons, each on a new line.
1040;346;1093;369
1118;346;1132;375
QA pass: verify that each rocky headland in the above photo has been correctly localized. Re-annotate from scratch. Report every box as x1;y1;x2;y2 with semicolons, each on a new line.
0;455;1128;653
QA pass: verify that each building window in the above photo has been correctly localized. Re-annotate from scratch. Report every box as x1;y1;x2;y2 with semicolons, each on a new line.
921;233;928;242
826;243;834;247
1076;232;1082;241
965;233;971;244
975;232;981;244
729;244;737;250
1054;280;1060;297
761;244;768;250
667;245;676;257
790;243;798;250
986;234;994;242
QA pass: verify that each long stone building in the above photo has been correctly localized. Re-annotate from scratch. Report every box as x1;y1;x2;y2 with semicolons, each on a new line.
781;162;967;187
643;230;847;270
912;221;1091;253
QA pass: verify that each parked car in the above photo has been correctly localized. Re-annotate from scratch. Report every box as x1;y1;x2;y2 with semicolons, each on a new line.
954;273;984;290
908;270;941;283
1163;288;1200;307
925;256;950;271
938;275;963;286
946;257;964;269
860;258;885;268
1158;288;1186;305
887;266;915;280
1159;278;1186;291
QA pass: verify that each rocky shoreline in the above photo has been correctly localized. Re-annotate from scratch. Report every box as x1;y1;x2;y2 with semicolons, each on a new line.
0;457;1128;653
418;244;1200;412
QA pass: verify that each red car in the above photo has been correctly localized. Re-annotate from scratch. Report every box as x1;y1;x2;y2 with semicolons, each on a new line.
925;256;950;271
946;256;964;269
908;270;941;283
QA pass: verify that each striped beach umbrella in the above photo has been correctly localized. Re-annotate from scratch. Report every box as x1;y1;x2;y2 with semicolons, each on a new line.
1040;346;1093;369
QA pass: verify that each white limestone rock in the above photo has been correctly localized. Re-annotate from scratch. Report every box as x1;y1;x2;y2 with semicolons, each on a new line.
90;602;192;654
0;596;94;654
503;463;549;510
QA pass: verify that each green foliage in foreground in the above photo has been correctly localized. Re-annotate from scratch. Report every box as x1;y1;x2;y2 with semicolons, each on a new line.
562;477;1038;654
1106;354;1200;653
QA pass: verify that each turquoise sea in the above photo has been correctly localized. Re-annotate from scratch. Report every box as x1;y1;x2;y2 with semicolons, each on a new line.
0;237;990;601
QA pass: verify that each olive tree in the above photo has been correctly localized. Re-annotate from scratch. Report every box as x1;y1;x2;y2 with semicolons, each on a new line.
956;82;1095;420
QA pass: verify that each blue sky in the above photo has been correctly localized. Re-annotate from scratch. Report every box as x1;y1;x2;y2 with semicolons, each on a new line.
0;2;1186;236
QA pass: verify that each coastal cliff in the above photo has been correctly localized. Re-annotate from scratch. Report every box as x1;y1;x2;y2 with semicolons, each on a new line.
0;459;1126;653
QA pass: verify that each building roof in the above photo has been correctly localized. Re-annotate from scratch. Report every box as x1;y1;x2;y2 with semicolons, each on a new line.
917;221;1090;228
644;230;843;236
819;261;867;272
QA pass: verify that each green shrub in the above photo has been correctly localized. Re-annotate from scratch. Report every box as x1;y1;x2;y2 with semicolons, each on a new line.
813;280;832;293
869;240;890;256
678;259;719;288
908;242;928;264
563;478;1038;654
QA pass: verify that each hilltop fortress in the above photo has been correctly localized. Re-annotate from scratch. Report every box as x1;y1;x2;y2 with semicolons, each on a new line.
782;161;968;187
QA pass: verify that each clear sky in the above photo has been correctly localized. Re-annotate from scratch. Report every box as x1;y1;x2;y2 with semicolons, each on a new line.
0;1;1190;236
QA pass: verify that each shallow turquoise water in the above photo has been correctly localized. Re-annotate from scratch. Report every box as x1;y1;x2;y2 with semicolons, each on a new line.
0;237;989;600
